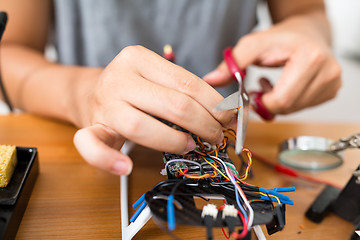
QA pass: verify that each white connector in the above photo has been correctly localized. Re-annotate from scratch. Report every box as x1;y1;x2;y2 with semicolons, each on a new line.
201;204;218;220
222;205;238;219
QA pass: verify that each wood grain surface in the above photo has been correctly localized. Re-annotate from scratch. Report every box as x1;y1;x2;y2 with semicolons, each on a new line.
0;114;358;239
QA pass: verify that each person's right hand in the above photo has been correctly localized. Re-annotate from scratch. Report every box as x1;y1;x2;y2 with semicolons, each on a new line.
74;45;232;175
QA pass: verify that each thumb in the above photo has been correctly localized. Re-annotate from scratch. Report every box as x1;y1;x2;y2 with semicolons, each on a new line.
73;123;133;175
203;60;233;87
204;32;269;86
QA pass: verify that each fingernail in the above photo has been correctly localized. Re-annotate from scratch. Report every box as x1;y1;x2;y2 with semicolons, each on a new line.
113;161;132;175
183;135;196;154
203;70;228;81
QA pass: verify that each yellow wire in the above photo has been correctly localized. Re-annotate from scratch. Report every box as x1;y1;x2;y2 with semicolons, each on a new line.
239;148;253;181
259;192;281;204
179;168;217;179
222;128;237;139
201;156;230;181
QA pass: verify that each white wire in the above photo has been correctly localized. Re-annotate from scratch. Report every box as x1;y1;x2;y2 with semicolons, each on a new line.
164;159;202;173
164;153;255;230
253;225;267;240
211;155;254;230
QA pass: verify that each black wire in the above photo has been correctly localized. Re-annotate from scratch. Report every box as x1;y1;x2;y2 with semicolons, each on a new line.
170;178;190;196
150;179;180;191
0;12;13;112
0;57;13;112
266;192;275;209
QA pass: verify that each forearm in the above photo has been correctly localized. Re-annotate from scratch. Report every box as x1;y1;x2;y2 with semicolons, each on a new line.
1;43;102;127
268;0;331;45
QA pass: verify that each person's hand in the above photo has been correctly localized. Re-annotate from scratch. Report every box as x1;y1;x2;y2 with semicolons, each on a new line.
74;45;233;175
203;15;342;115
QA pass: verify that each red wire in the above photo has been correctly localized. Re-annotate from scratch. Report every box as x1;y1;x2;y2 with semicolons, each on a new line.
222;228;231;239
252;152;343;189
218;205;248;239
232;209;248;239
177;166;188;176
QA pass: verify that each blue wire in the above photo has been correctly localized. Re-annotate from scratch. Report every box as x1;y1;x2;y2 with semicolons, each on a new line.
167;195;176;231
268;187;295;192
259;187;290;201
235;186;248;222
259;195;294;205
132;193;145;209
130;201;147;222
228;170;248;222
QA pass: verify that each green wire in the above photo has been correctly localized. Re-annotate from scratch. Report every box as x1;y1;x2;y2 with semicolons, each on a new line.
205;157;240;178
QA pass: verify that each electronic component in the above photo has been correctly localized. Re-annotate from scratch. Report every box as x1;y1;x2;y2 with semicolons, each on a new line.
128;122;294;239
332;165;360;224
306;165;360;226
202;204;218;240
142;128;293;239
266;204;286;235
305;185;340;223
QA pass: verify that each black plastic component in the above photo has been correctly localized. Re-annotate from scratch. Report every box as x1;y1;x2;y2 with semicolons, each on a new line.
332;166;360;224
145;181;275;228
266;204;286;235
203;215;214;240
306;165;360;226
351;221;360;240
224;216;237;234
305;185;341;223
0;147;39;240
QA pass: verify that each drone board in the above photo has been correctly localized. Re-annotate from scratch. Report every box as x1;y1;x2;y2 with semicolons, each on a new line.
133;122;292;239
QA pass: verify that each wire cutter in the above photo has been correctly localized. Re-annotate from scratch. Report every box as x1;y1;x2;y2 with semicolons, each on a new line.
215;47;274;154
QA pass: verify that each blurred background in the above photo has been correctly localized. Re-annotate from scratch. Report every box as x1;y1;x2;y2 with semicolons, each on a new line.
1;0;359;123
248;0;360;123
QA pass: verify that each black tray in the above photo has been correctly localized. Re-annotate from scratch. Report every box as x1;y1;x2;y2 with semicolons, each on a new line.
0;147;39;240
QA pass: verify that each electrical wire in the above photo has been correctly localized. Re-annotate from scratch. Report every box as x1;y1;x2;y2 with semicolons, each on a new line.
159;128;294;236
0;12;13;112
212;155;254;230
165;159;202;172
238;148;252;180
218;205;248;239
252;152;343;189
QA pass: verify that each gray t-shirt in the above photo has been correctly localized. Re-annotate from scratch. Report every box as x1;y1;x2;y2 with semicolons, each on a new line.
53;0;258;95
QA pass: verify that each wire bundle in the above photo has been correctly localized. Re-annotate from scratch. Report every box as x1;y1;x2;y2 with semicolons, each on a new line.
162;130;256;237
131;129;295;239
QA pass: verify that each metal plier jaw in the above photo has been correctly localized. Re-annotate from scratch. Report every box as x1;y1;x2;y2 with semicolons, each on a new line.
214;47;274;154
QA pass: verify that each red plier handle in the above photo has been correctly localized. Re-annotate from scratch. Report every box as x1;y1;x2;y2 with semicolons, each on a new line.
223;47;275;121
250;91;275;121
224;47;246;83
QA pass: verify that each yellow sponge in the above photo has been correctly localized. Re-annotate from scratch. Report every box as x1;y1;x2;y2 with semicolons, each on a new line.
0;145;17;187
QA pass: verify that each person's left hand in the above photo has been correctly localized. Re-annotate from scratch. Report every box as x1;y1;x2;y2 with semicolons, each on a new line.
203;15;342;115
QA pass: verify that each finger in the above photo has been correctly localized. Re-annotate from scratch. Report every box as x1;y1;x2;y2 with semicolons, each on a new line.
287;58;342;112
116;74;225;144
204;32;276;87
96;101;199;154
203;60;233;87
73;124;133;175
261;48;322;114
114;45;233;127
116;46;222;110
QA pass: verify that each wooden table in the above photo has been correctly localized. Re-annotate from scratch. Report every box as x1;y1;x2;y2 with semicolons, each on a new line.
0;114;358;239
